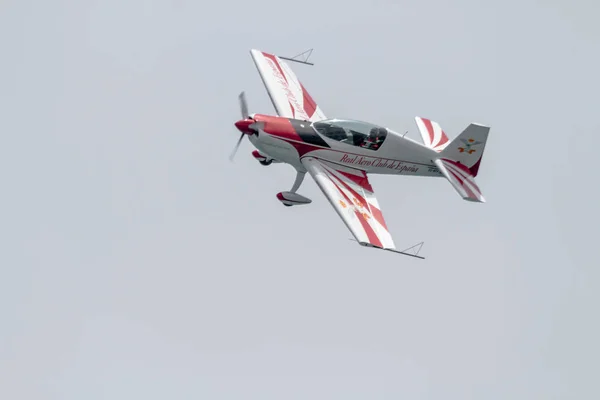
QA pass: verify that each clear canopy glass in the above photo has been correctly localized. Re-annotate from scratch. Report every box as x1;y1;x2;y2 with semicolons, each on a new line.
312;119;388;150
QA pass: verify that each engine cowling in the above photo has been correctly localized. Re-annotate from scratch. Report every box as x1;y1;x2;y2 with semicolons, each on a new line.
276;191;312;206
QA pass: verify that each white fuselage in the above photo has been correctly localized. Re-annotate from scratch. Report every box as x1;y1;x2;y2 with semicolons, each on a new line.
248;119;444;178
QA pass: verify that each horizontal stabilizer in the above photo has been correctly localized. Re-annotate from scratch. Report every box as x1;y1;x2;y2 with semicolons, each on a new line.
415;117;450;152
434;158;485;202
431;120;490;202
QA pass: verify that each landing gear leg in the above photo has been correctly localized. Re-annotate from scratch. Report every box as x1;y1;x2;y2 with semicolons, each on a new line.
290;170;305;193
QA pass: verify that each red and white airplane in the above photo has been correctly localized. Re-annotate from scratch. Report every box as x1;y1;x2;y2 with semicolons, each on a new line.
231;49;490;259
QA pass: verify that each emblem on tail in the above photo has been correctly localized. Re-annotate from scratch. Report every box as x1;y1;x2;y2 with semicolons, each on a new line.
458;138;483;154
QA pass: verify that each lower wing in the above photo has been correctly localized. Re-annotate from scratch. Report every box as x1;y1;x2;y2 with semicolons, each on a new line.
301;157;424;258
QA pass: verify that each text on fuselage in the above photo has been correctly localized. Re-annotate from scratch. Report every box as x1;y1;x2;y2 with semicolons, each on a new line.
340;154;419;173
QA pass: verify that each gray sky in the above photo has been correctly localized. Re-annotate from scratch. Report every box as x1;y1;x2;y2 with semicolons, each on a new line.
1;0;599;398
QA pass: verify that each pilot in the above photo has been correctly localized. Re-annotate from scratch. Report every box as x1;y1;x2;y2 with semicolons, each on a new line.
361;127;386;150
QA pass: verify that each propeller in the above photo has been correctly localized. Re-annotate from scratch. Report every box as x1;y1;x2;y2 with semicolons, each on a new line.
229;92;250;162
239;91;248;119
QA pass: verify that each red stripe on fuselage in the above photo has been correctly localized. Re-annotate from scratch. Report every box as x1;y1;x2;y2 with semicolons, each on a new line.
254;114;301;141
253;114;320;157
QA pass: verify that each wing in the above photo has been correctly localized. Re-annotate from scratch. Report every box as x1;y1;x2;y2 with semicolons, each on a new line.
301;157;395;249
250;49;327;122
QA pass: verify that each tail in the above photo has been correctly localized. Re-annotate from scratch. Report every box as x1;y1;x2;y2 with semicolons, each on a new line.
415;117;490;203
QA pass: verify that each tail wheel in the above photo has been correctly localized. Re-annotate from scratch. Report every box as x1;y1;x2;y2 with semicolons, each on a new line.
259;159;273;166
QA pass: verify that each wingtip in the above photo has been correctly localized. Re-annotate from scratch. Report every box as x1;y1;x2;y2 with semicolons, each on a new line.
463;196;486;203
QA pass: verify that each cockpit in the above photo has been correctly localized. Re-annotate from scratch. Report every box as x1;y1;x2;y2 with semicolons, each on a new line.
312;119;388;150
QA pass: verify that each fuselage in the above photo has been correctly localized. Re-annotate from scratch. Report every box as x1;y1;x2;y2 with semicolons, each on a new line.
238;114;444;178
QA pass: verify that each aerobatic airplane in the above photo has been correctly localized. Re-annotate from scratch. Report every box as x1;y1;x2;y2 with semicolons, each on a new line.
230;49;491;259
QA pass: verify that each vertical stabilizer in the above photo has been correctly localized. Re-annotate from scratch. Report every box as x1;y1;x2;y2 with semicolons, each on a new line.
434;122;490;202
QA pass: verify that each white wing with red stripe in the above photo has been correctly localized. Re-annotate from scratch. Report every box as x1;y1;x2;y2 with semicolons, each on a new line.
415;117;450;152
250;49;327;122
301;157;395;249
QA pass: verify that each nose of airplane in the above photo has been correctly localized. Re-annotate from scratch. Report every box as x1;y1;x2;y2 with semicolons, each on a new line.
234;119;253;134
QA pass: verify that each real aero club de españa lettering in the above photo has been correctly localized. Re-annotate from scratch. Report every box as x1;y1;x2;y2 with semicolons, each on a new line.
339;153;419;173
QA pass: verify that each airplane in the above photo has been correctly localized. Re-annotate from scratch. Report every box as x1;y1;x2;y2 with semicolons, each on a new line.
230;49;491;259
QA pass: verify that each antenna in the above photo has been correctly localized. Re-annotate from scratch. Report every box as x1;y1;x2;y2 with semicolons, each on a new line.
348;239;426;259
279;48;314;66
387;242;425;259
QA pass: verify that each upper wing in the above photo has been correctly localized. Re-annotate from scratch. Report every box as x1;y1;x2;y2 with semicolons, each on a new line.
301;157;395;249
250;49;327;122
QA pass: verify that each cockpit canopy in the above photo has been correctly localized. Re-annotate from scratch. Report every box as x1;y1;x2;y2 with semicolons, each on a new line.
312;119;388;150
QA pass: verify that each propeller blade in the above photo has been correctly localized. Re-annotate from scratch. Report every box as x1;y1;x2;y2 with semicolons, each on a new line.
229;132;245;162
239;91;248;119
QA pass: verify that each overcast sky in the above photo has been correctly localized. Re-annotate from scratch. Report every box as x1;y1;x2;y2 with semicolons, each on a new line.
1;0;599;398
